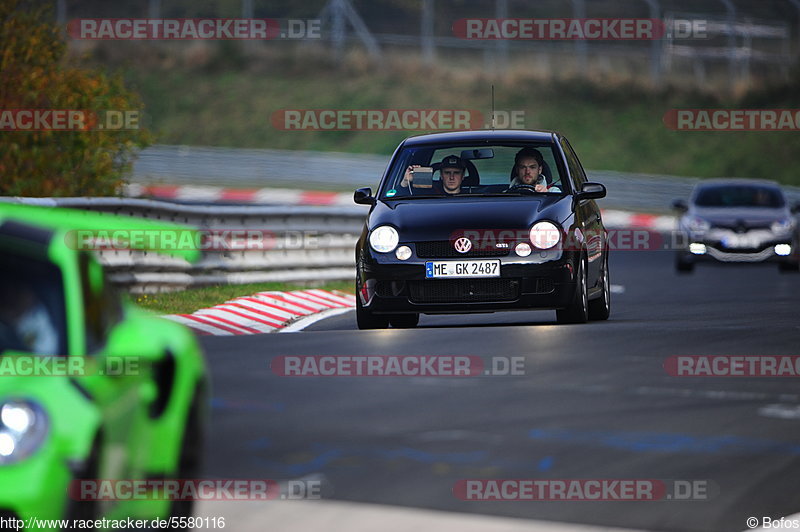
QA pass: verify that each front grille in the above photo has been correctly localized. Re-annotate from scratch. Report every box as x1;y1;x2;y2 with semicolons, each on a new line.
408;279;519;303
415;241;509;258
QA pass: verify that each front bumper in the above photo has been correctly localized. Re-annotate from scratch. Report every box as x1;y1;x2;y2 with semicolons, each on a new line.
677;230;796;265
358;247;581;314
0;441;73;528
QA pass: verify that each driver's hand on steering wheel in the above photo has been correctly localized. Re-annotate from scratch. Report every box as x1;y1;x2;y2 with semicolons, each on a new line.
534;183;548;192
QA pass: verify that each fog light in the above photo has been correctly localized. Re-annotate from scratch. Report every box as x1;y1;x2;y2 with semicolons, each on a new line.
515;242;532;257
689;243;706;255
395;245;412;260
774;244;792;256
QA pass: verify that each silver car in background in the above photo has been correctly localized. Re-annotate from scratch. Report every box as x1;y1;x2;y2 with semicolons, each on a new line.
672;179;800;273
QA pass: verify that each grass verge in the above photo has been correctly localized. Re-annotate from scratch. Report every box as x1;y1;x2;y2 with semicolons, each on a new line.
133;280;354;315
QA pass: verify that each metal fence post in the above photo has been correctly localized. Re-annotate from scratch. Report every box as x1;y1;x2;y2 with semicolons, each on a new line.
149;0;161;19
719;0;738;86
56;0;66;26
495;0;508;72
421;0;435;64
332;0;346;61
640;0;662;86
570;0;588;74
789;0;800;55
242;0;253;19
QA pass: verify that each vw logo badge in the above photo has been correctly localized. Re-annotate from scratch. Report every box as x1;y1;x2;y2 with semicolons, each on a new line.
454;237;472;254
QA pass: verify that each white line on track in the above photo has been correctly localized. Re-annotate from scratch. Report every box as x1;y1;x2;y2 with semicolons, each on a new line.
280;307;354;332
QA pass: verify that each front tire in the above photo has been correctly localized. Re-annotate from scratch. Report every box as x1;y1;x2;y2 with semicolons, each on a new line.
675;255;694;273
169;389;205;524
64;436;102;529
356;284;389;329
588;254;611;321
389;313;419;328
556;257;588;324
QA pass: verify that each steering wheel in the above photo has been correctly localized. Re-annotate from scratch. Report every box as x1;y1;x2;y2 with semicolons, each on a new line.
506;184;539;195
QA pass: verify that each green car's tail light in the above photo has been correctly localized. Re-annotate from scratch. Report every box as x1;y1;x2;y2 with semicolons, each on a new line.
0;401;49;465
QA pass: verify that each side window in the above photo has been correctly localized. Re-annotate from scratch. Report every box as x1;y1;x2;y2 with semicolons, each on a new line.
560;138;587;190
78;252;122;354
0;252;67;356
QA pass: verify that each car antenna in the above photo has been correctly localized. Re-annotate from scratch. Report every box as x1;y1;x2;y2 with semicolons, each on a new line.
490;84;495;130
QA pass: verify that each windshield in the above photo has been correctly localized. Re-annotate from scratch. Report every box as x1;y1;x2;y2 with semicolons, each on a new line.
380;143;568;199
694;185;785;208
0;252;67;356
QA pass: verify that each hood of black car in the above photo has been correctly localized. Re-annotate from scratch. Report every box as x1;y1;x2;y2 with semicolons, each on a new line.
368;195;572;242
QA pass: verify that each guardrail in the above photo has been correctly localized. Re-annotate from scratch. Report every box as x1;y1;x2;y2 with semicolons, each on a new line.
3;197;367;293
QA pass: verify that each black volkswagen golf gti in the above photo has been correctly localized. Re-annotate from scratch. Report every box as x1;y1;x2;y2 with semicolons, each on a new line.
353;130;610;329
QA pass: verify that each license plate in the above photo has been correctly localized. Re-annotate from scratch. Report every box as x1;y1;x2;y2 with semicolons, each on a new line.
722;234;761;248
425;260;500;279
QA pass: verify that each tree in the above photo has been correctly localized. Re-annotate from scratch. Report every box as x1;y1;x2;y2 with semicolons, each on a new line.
0;0;152;196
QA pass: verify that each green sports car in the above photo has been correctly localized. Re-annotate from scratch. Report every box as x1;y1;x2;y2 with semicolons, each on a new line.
0;203;209;529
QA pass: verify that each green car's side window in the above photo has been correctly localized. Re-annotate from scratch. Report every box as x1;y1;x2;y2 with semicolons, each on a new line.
78;252;122;355
0;252;67;356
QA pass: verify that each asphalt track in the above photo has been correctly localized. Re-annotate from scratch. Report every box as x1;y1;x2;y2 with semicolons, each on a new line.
199;248;800;532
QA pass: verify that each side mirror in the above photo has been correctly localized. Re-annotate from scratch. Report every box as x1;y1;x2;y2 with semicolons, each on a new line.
791;202;800;214
354;187;376;206
576;182;606;201
672;199;688;212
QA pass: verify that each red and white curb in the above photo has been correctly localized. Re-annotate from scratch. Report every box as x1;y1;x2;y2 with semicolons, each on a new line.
124;184;355;206
602;209;676;232
162;289;355;336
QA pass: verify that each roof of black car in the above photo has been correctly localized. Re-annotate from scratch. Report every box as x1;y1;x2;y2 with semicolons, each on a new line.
402;129;558;146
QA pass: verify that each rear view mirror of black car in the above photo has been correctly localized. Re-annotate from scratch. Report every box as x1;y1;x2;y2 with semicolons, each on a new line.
354;187;375;205
672;199;689;211
411;166;433;187
460;148;494;160
577;182;606;200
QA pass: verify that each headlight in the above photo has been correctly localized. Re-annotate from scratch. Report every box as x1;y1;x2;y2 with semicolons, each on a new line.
686;216;710;233
369;226;399;253
0;400;49;465
529;221;561;249
771;218;795;234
